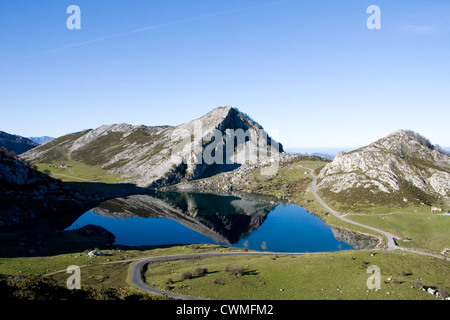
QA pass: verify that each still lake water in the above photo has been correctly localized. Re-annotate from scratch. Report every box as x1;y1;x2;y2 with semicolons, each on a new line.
66;192;354;253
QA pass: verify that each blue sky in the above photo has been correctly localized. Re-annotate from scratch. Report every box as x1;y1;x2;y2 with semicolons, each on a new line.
0;0;449;150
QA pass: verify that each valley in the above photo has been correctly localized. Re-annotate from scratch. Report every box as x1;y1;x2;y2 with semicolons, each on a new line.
0;107;449;301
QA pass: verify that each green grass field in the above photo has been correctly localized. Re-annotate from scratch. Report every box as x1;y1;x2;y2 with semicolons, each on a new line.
346;213;450;253
4;242;446;300
34;161;126;184
143;249;449;300
229;158;326;201
1;238;449;300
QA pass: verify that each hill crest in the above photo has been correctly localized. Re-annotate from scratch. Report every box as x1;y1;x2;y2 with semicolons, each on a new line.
317;129;450;211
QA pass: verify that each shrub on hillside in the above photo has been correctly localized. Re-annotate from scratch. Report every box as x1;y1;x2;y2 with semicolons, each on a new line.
193;267;208;277
180;271;192;280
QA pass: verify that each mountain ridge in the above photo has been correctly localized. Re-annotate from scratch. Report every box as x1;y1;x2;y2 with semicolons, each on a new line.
0;131;38;155
21;107;283;188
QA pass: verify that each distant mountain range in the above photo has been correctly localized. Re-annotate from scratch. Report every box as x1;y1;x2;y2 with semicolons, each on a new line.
285;148;354;159
29;136;55;145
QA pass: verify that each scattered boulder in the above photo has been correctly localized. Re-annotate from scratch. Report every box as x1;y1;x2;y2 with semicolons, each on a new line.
87;248;103;258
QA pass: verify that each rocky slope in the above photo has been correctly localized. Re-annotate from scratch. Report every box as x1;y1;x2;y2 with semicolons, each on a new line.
0;131;38;155
0;148;139;232
21;107;283;188
317;130;450;210
171;153;311;194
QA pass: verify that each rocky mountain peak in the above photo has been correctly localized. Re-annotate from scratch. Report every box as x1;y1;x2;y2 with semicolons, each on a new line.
21;107;283;188
317;129;450;209
372;129;445;157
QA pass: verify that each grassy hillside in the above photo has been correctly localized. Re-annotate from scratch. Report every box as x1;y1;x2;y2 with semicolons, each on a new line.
317;186;443;215
34;161;126;184
346;213;450;253
181;156;329;201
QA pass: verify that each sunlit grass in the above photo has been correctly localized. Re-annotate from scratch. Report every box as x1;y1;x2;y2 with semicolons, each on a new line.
143;250;449;300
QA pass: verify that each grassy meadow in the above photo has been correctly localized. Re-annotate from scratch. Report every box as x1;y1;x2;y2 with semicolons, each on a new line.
2;241;447;300
34;161;126;184
142;249;448;300
346;213;450;253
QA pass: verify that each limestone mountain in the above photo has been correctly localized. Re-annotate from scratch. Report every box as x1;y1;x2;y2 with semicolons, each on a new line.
316;130;450;212
21;107;283;188
0;131;38;155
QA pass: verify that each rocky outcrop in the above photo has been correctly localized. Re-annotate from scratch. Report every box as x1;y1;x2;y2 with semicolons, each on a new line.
331;226;380;250
22;107;283;188
0;149;138;232
317;130;450;207
172;152;302;194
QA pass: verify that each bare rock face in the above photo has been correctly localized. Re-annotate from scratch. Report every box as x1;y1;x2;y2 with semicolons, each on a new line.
330;226;380;250
22;107;283;188
69;123;136;152
317;130;450;207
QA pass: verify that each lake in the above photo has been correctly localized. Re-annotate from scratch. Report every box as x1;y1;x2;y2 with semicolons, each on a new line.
66;191;360;253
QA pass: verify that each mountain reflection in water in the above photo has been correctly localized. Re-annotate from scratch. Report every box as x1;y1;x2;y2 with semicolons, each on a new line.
67;192;377;252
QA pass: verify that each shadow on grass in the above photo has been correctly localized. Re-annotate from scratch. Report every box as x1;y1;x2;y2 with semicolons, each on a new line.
167;270;221;285
243;269;259;276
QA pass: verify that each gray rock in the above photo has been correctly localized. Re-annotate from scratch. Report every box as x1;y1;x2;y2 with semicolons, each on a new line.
317;130;450;204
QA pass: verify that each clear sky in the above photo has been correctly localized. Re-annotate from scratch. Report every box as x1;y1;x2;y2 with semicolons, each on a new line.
0;0;449;150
